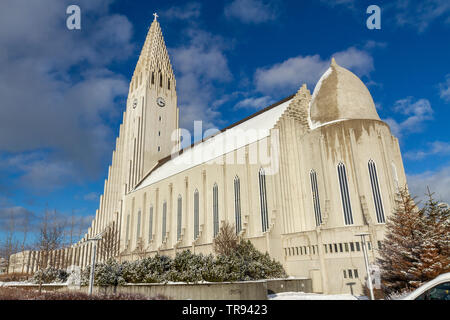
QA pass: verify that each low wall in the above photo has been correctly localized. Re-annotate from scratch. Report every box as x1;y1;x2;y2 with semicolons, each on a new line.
4;278;312;300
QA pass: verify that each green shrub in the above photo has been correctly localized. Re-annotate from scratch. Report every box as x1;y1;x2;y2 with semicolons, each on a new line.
77;240;287;286
30;267;68;284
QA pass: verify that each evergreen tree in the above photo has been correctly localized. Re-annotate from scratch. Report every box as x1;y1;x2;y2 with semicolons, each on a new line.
409;188;450;285
377;187;424;294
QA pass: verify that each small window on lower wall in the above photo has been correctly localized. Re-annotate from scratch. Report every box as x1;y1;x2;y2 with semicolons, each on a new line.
350;242;355;252
354;269;359;278
348;269;353;279
356;242;361;251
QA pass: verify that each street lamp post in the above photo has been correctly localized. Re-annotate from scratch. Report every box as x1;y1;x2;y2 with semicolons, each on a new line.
86;233;103;295
355;233;375;300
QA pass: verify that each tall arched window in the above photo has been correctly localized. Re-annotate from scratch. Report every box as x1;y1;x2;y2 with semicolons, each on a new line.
310;170;322;226
213;184;219;238
234;176;242;234
337;162;353;225
259;168;269;232
177;195;182;241
162;201;167;242
125;213;130;244
368;160;386;223
148;205;153;242
136;210;141;241
194;189;199;240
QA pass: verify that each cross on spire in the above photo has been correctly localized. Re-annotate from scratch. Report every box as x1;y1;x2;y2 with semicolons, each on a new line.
153;12;159;21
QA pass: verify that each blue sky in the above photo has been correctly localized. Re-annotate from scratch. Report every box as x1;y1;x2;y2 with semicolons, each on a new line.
0;0;449;245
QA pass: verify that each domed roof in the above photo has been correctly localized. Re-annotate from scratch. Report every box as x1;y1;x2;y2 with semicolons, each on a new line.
309;58;380;128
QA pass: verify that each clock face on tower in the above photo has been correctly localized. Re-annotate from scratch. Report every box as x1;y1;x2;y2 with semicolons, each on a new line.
156;97;165;107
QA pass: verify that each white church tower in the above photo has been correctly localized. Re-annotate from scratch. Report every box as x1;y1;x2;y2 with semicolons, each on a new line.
124;13;179;192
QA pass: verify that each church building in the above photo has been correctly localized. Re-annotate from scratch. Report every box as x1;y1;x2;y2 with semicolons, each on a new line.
12;16;407;295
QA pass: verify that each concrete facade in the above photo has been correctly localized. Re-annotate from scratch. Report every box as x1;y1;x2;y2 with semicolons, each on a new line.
10;17;407;296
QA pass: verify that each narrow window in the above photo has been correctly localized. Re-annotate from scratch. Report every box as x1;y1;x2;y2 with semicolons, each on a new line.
345;243;349;252
329;244;333;253
160;73;163;87
324;244;328;253
377;241;382;250
259;168;269;232
368;241;372;250
194;189;199;240
343;270;347;278
151;72;154;85
339;243;343;252
177;195;182;241
368;160;386;223
162;201;167;242
234;176;242;234
148;206;153;242
158;146;160;152
136;210;141;241
334;243;338;253
296;247;299;255
310;170;322;226
348;269;353;279
126;214;130;244
168;79;171;90
350;242;355;252
213;183;219;238
356;242;361;251
337;162;354;225
354;269;359;278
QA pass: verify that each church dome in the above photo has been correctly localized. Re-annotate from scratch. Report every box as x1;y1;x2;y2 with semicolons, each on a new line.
309;58;380;128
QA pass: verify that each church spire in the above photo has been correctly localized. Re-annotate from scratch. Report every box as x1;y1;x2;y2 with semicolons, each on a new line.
131;15;174;87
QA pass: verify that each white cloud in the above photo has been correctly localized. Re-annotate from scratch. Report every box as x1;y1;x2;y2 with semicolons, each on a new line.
254;47;373;95
234;96;275;110
161;2;202;21
224;0;278;24
407;165;450;204
84;192;99;201
439;74;450;102
394;0;450;33
0;0;134;185
171;29;232;131
404;141;450;160
383;97;434;137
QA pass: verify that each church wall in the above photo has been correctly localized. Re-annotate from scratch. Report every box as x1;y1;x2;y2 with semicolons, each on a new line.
119;136;283;260
279;118;407;294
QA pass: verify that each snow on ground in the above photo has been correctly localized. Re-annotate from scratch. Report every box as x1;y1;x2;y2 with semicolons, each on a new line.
268;292;366;300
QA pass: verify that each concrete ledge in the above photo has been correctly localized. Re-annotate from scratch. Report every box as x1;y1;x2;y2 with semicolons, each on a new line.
4;278;312;300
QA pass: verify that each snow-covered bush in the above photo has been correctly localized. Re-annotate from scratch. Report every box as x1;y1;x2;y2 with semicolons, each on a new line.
166;250;204;283
31;267;68;284
80;259;125;287
77;240;287;285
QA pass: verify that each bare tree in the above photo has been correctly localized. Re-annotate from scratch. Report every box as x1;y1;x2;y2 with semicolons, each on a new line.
0;209;19;274
213;222;239;256
34;208;66;293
